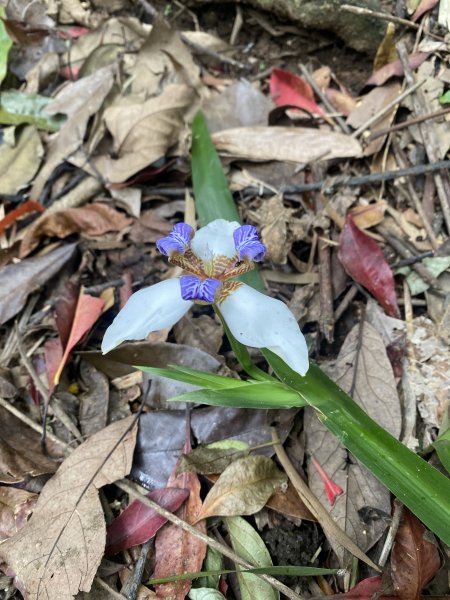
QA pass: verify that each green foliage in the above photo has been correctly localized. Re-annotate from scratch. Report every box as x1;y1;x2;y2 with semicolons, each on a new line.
0;9;12;86
0;91;66;131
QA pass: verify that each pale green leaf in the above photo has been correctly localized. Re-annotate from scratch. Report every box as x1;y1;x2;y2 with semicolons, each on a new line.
0;91;66;131
189;588;226;600
0;8;12;86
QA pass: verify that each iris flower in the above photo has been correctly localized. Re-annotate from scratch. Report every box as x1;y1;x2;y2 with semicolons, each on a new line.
102;219;309;376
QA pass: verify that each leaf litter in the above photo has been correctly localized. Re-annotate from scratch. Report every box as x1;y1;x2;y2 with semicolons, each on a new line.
0;0;449;598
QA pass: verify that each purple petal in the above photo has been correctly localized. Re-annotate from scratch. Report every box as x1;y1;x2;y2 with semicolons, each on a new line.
180;276;221;303
233;225;267;262
156;223;193;256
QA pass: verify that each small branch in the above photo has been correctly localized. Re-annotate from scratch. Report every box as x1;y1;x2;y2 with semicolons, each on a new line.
341;4;420;29
367;105;450;141
115;479;305;600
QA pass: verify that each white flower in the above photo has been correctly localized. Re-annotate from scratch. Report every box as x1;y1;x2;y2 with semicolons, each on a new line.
102;219;309;376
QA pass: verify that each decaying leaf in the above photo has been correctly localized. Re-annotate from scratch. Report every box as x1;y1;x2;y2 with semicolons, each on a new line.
197;456;286;521
0;243;77;326
0;126;43;194
0;487;37;541
304;321;401;564
212;126;361;163
391;509;440;600
365;52;429;86
0;416;137;600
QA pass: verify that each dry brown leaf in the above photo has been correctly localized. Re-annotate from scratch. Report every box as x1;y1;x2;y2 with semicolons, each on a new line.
0;126;43;195
0;416;137;600
86;84;197;184
153;451;206;599
350;201;387;229
20;203;132;257
30;66;115;198
196;455;287;521
373;22;398;72
212;126;362;163
0;487;37;541
174;314;224;356
304;321;401;566
266;481;316;521
254;194;293;264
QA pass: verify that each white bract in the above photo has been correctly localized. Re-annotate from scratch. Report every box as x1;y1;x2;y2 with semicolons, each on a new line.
102;219;309;376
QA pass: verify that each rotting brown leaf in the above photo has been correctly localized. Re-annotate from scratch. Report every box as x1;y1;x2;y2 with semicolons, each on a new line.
304;321;401;565
196;455;287;521
0;416;137;600
20;203;133;257
0;242;77;326
178;445;249;475
0;487;37;541
212;126;362;163
0;126;43;195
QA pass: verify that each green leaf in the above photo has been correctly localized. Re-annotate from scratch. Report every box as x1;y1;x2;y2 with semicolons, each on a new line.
137;364;250;389
0;9;12;86
189;589;226;600
225;516;279;600
195;547;223;590
171;381;307;409
263;350;450;546
433;427;450;474
191;110;265;293
440;90;450;104
0;91;66;131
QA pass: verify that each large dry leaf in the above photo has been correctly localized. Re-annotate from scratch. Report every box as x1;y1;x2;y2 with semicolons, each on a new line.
0;487;37;541
87;83;197;183
304;321;401;565
20;203;132;257
0;243;77;325
30;66;115;198
212;126;362;163
197;456;286;520
0;416;137;600
0;126;43;194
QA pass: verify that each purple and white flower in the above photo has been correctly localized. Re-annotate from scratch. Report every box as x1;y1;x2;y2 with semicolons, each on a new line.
102;219;309;376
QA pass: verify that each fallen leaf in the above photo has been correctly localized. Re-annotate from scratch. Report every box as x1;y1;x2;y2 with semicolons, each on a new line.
178;444;249;476
326;87;357;116
53;288;105;386
329;576;396;599
350;201;387;229
0;200;44;235
0;487;37;541
0;91;65;131
412;0;439;21
391;509;440;599
225;516;278;600
0;416;137;600
85;83;197;184
365;52;430;86
0;9;13;86
44;336;64;396
339;214;400;317
174;314;224;357
305;321;401;564
78;361;109;438
254;194;293;264
269;68;324;115
266;481;315;521
0;242;77;325
373;23;398;72
212;126;361;163
0;126;43;194
153;445;207;599
105;487;189;556
197;456;286;521
20;203;133;256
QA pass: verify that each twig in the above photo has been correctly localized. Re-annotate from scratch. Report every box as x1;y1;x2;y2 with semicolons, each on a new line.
134;0;159;19
317;228;334;342
298;64;351;135
368;105;450;141
180;34;248;69
271;428;381;572
341;4;420;29
377;500;403;568
397;41;450;233
334;284;358;321
115;479;305;600
351;79;425;138
95;577;127;600
121;539;153;600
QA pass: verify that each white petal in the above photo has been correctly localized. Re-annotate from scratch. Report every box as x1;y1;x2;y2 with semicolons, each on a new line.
102;279;192;353
220;284;309;376
191;219;240;261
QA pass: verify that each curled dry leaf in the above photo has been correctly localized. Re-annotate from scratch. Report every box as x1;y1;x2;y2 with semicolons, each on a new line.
0;416;137;600
196;455;287;521
0;242;77;326
20;203;132;257
339;215;400;318
391;509;440;600
212;126;362;163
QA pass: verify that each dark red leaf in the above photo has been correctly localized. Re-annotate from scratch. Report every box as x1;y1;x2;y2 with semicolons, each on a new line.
330;576;397;599
366;53;430;87
391;509;440;600
105;487;189;556
269;68;325;116
44;337;63;396
339;215;400;317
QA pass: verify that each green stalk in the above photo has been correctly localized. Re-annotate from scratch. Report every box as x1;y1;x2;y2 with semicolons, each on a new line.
264;351;450;545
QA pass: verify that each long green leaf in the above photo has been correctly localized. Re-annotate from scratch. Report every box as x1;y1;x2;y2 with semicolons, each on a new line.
191;111;265;292
171;381;307;409
263;350;450;546
137;364;249;389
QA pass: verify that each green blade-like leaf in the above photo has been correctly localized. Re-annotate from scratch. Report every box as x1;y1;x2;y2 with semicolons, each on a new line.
433;427;450;474
0;9;12;86
171;381;306;409
191;111;265;293
263;350;450;546
137;364;250;389
0;91;66;131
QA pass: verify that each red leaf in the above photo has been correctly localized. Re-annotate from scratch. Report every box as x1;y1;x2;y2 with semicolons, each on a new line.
332;576;397;599
412;0;439;22
391;509;440;600
0;201;44;235
366;52;430;87
269;68;325;116
44;337;63;396
105;487;189;556
54;281;81;347
339;215;400;317
53;289;104;385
